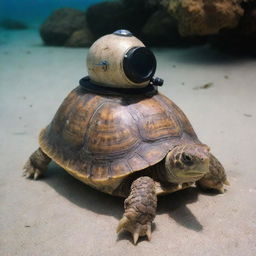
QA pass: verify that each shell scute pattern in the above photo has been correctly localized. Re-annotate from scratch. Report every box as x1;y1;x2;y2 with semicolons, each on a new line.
155;93;197;138
39;86;198;192
85;102;139;155
127;97;181;141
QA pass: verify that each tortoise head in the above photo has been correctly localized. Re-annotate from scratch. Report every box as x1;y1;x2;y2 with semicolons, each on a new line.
165;144;210;184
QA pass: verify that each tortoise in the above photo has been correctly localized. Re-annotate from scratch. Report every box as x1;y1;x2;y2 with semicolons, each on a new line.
23;30;229;244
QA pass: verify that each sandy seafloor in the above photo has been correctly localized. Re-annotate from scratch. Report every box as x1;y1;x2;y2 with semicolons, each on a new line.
0;28;256;256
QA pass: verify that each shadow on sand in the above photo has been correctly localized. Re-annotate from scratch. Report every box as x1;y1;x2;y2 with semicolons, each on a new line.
43;162;124;219
156;45;255;65
42;162;219;234
158;188;203;232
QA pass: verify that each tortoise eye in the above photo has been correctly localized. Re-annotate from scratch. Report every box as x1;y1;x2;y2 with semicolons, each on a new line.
182;153;193;166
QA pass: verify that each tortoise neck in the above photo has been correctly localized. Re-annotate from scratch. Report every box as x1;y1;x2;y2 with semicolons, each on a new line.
147;159;170;183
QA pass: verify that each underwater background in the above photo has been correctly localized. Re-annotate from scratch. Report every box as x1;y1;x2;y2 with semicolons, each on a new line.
0;0;256;255
0;0;105;26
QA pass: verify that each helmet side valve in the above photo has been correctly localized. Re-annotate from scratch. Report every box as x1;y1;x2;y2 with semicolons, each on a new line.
150;77;164;86
95;60;109;71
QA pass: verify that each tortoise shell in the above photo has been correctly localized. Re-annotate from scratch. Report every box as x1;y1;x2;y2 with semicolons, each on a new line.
39;84;199;194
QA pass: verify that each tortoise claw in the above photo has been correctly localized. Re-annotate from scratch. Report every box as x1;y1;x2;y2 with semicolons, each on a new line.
133;230;139;245
116;216;129;234
224;179;230;186
218;181;230;193
23;160;43;180
33;169;41;180
146;223;152;241
218;186;225;194
117;216;152;244
133;222;152;244
177;184;182;189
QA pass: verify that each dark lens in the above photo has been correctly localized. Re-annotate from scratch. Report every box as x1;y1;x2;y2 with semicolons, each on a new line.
123;47;156;83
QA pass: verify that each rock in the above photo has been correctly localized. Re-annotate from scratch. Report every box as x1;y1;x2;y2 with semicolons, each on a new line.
239;1;256;36
86;0;155;38
40;8;90;46
142;10;181;46
38;0;255;49
164;0;244;36
86;1;124;38
0;19;28;30
209;1;256;54
142;9;207;46
65;29;94;47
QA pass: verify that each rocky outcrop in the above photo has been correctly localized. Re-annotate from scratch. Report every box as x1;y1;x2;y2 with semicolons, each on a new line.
40;8;94;47
157;0;256;51
142;10;179;45
163;0;244;36
142;9;207;46
0;19;28;30
65;29;94;47
86;0;156;38
209;1;256;53
39;0;256;50
86;1;125;38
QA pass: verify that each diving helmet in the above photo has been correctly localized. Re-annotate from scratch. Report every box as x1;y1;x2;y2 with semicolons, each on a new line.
87;30;162;88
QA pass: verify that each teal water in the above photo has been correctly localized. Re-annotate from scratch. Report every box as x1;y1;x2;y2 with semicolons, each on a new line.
0;0;105;27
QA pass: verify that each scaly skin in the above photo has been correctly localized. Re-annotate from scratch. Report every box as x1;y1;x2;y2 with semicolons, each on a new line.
117;176;157;244
23;148;51;179
197;153;230;193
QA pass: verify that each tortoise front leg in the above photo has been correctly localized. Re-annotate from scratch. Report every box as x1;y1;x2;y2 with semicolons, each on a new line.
117;176;157;244
23;148;51;179
196;153;230;193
